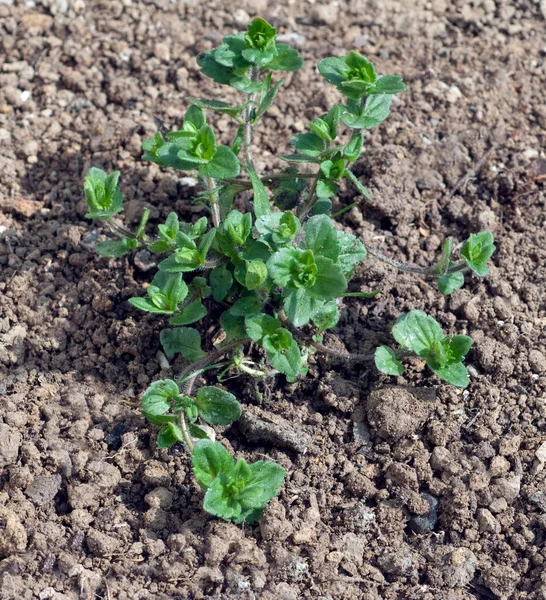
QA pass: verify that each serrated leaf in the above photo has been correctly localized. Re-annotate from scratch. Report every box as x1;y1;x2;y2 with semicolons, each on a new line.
336;230;367;279
341;94;392;129
438;271;465;295
460;231;496;277
343;169;372;201
374;345;404;376
344;133;363;162
290;133;326;157
160;327;206;361
188;423;210;440
238;460;285;508
304;215;340;261
192;439;235;489
267;44;303;71
194;386;242;426
199;145;241;179
392;310;444;356
141;379;180;416
374;75;406;95
312;300;339;333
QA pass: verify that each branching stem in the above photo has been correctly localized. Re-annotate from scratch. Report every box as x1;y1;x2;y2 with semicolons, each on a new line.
205;177;221;227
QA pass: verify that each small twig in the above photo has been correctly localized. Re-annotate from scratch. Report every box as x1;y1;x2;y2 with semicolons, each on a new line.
312;341;375;362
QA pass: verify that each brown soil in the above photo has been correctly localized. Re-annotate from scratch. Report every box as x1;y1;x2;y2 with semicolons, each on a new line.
1;1;546;599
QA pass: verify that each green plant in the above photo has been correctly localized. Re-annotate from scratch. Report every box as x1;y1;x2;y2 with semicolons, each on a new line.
82;17;495;524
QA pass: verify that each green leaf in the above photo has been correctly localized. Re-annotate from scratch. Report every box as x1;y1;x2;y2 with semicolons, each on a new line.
192;439;235;489
188;423;210;440
141;379;180;417
344;133;363;162
343;169;372;201
157;423;184;448
283;288;320;327
392;310;444;356
430;362;470;388
196;51;236;86
310;256;347;299
267;44;303;71
304;215;340;261
374;346;404;376
96;237;136;258
129;297;171;314
317;56;350;89
433;238;453;276
245;313;282;343
246;166;271;218
460;231;496;277
194;387;242;425
312;300;339;333
290;133;326;157
336;230;367;279
281;153;321;164
238;460;285;509
169;300;208;325
160;327;206;361
187;97;252;119
84;167;124;219
199;145;241;179
438;271;465;295
374;75;406;95
220;309;246;340
341;94;393;130
229;295;262;317
210;264;233;302
245;260;268;290
202;457;285;523
255;75;284;122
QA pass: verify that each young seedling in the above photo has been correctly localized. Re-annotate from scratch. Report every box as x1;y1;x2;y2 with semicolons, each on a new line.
82;17;496;523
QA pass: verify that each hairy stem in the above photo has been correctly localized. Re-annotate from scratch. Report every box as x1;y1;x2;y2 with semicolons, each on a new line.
242;66;261;170
205;177;221;227
178;411;195;453
366;244;431;275
178;338;250;386
105;218;137;240
297;170;321;221
312;341;375;362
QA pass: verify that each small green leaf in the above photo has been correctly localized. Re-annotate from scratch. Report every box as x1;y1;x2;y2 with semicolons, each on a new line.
343;169;371;201
199;145;241;179
169;300;208;325
160;327;206;361
245;260;268;290
192;439;235;489
460;231;496;277
229;295;262;317
430;362;470;388
312;300;339;333
438;271;465;295
194;386;242;426
238;460;285;509
141;379;180;417
374;346;404;376
290;133;326;157
303;215;340;261
84;167;124;219
157;423;184;448
188;423;210;440
246;166;271;218
255;75;284;122
344;133;363;162
392;310;444;356
341;94;393;130
210;264;233;302
374;75;406;95
187;97;252;119
267;44;303;71
96;237;136;258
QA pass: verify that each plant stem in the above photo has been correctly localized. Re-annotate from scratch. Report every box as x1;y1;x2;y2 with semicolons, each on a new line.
297;170;321;221
312;341;375;362
242;66;260;170
105;218;137;240
178;338;250;386
205;177;221;227
366;245;431;275
178;411;194;453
